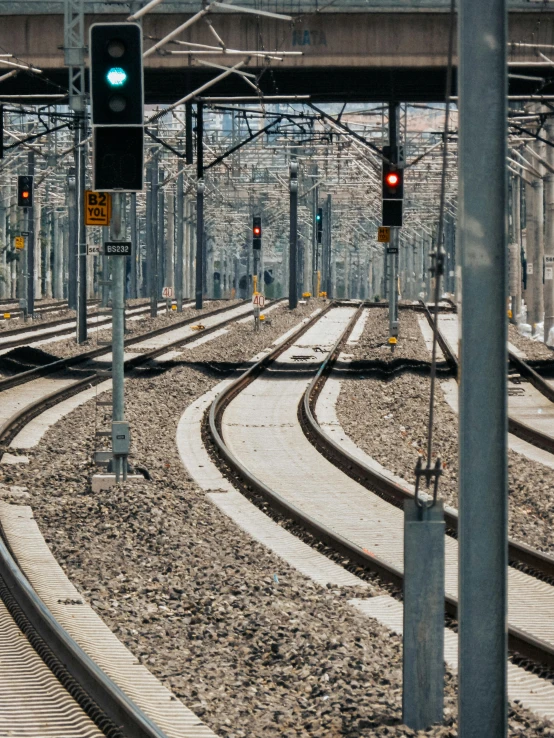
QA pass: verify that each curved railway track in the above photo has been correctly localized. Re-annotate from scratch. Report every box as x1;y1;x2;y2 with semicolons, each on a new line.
0;299;263;736
207;302;554;671
422;303;554;456
0;299;266;447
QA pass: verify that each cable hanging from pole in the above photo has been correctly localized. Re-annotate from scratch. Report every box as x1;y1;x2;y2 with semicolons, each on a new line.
414;0;456;508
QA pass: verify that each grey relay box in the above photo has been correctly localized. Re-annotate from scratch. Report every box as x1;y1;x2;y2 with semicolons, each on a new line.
112;421;130;455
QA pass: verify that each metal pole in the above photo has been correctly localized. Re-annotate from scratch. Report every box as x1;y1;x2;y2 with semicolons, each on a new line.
458;0;508;734
289;162;298;309
544;119;554;344
157;169;165;298
389;229;398;336
129;193;137;299
388;102;399;337
196;182;204;310
76;118;87;343
326;194;332;297
26;151;35;317
176;168;184;311
312;180;318;296
166;189;175;308
150;160;158;317
111;193;126;481
513;176;522;323
196;103;204;310
67;166;77;308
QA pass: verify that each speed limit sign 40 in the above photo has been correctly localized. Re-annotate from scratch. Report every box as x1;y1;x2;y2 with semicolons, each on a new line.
252;293;265;308
162;286;174;299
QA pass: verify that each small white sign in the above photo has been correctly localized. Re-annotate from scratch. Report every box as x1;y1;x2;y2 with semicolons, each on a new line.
546;267;553;281
252;293;266;308
162;286;174;299
545;255;554;265
527;262;534;275
87;243;102;255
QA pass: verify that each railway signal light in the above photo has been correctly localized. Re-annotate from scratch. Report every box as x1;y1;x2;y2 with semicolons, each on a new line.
382;163;403;200
253;215;262;250
382;152;404;228
17;175;33;207
316;207;323;243
90;23;144;191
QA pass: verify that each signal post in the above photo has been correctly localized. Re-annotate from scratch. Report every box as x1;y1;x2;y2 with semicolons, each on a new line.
90;22;144;483
382;102;403;340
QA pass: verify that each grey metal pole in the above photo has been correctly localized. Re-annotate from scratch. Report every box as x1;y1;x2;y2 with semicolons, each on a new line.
289;162;298;309
513;176;522;323
458;0;508;734
176;168;184;311
196;181;204;310
26;151;35;317
544;120;554;344
111;193;126;481
76;119;87;343
129;193;137;299
67;166;77;309
150;161;158;317
326;194;332;297
389;228;398;336
195;103;204;310
111;193;125;422
166;189;175;308
0;206;6;300
157;169;165;298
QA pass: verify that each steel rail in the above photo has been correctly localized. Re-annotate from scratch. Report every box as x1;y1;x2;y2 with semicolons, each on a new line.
0;299;180;349
208;303;554;669
0;299;101;322
0;299;250;393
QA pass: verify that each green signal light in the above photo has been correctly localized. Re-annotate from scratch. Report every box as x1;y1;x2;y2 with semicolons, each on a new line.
106;67;127;86
316;214;321;221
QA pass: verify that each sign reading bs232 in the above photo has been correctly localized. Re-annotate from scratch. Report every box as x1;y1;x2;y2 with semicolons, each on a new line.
104;241;132;256
85;191;112;226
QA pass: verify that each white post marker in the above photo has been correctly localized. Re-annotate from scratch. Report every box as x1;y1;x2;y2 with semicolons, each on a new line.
252;292;265;332
162;285;174;312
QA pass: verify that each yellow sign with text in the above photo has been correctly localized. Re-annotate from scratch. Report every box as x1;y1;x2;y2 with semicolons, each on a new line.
377;226;391;243
85;191;112;226
14;236;24;250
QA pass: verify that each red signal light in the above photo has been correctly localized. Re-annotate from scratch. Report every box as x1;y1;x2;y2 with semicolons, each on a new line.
253;226;261;236
385;172;400;187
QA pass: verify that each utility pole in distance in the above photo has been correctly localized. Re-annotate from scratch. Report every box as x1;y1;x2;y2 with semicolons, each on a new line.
289;161;298;309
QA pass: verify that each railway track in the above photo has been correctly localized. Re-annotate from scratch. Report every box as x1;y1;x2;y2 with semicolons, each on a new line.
0;299;267;736
0;299;265;447
0;299;192;353
422;304;554;456
0;298;100;322
207;302;554;672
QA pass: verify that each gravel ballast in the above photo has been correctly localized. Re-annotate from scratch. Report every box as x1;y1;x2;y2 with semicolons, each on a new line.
1;301;552;737
336;308;554;555
509;324;554;361
46;299;242;361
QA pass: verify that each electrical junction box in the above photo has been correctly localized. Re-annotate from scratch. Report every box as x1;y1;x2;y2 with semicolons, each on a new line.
112;421;130;455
